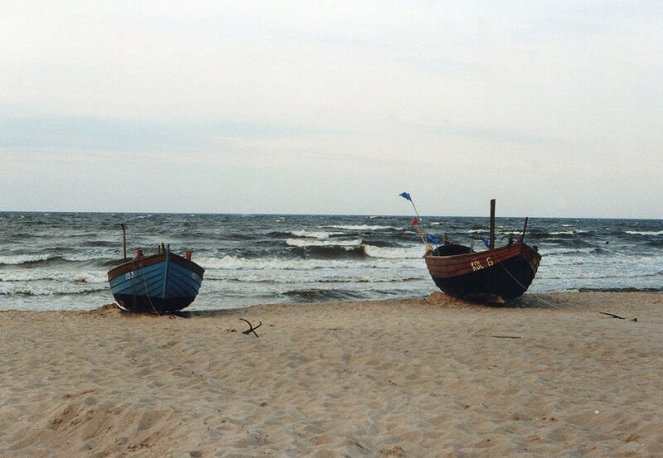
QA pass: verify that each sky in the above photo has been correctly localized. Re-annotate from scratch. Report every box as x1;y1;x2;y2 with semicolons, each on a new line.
1;1;662;218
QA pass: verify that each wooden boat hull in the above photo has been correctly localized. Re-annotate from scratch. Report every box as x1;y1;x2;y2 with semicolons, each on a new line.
108;252;204;312
425;242;541;302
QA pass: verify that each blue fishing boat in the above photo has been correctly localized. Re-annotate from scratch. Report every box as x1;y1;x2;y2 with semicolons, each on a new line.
108;244;204;313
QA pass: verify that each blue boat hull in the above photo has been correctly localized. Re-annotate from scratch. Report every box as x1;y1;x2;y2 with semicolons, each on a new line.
108;252;204;312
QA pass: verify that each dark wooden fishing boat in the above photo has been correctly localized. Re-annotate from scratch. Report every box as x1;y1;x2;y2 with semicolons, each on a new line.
424;200;541;302
108;226;204;312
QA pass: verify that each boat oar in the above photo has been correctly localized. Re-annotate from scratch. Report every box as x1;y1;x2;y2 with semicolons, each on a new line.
399;192;432;252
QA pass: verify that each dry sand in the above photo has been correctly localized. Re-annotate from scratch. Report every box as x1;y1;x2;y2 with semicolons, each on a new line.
1;292;662;457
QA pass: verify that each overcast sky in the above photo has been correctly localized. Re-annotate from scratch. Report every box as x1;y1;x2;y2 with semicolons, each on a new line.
1;1;661;218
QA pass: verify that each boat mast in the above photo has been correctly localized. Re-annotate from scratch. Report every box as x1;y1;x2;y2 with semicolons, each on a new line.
520;217;529;243
120;224;127;261
489;199;496;250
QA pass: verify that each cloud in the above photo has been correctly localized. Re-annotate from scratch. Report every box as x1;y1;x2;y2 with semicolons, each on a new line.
0;1;661;217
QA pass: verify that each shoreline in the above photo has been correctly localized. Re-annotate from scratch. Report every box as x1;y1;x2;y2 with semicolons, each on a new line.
2;291;662;456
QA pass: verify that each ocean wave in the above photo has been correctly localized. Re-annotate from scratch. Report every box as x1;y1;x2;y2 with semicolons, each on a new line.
577;287;662;293
286;238;368;259
540;239;598;249
535;246;600;256
0;282;109;296
82;240;119;248
539;269;660;280
0;270;106;283
197;255;352;270
206;271;423;284
1;213;660;311
625;230;663;236
325;224;399;231
62;253;115;263
266;230;292;238
0;253;120;268
296;244;368;260
287;239;430;261
363;245;425;259
0;254;54;265
282;288;363;302
289;230;340;240
359;238;402;248
196;254;420;271
286;238;362;248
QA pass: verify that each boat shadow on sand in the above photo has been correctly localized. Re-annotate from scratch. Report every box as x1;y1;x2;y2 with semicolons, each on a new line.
91;303;244;318
425;291;565;309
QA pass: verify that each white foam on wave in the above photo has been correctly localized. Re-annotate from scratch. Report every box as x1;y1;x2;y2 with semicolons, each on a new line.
543;246;607;257
0;270;106;283
326;224;398;231
198;255;353;270
196;253;420;271
290;230;334;239
286;238;362;248
62;252;112;262
0;254;51;265
0;281;108;296
201;256;425;289
625;230;663;236
363;245;425;259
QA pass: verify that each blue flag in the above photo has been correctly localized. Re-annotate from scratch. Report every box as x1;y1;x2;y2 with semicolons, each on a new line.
482;238;490;248
427;234;441;245
399;192;412;201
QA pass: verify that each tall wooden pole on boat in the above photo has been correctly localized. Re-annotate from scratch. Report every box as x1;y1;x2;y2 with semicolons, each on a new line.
120;224;127;261
489;199;496;250
520;217;529;243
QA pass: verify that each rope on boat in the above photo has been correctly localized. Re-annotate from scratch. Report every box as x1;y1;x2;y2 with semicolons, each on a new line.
494;255;563;309
142;269;160;316
126;256;160;315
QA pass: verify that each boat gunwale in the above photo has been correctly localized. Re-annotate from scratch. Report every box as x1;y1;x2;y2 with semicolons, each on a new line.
425;242;540;279
108;252;205;280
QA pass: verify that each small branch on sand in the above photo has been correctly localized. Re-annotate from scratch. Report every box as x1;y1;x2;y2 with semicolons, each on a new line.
240;319;262;337
600;312;638;322
490;335;522;339
601;311;626;319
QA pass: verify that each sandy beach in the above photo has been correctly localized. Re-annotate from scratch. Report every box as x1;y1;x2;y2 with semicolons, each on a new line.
1;291;662;457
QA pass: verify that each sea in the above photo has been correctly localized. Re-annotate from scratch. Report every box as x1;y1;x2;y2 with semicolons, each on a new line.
0;212;661;311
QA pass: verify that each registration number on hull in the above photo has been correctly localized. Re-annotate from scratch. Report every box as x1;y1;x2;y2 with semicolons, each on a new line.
471;257;494;271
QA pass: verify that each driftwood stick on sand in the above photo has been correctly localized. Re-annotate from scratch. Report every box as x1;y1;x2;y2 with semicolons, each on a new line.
601;311;627;319
240;318;262;337
600;311;638;322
